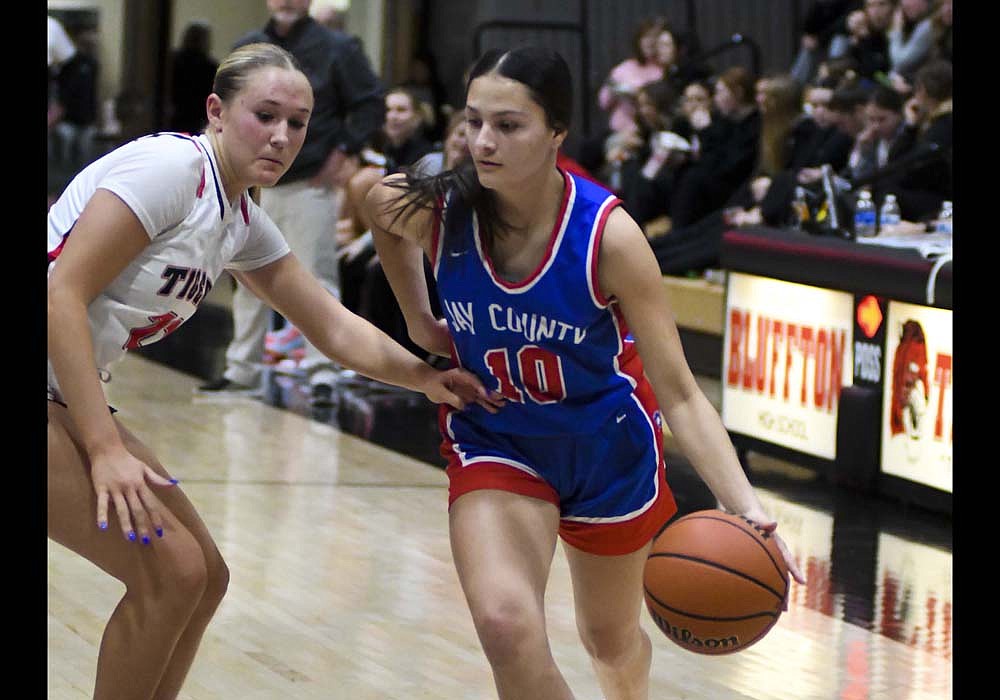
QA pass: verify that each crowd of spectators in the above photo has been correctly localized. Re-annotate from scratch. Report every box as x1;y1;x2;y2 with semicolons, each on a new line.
47;2;955;387
579;0;953;277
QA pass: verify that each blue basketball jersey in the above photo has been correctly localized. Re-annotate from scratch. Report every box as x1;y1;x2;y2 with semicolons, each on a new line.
431;169;651;436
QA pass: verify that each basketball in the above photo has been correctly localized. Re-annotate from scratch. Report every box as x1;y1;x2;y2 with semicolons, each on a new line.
643;509;789;655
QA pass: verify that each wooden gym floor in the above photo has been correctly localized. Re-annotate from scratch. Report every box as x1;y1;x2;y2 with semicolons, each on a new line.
46;350;954;700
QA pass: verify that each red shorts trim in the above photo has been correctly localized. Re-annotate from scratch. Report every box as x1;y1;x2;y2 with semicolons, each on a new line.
444;458;676;557
446;461;559;508
559;462;675;556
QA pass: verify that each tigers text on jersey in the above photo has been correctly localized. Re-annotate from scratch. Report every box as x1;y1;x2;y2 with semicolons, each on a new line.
431;169;650;436
47;132;290;397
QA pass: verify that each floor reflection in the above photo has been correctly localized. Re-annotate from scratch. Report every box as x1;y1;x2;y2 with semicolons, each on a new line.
260;369;953;663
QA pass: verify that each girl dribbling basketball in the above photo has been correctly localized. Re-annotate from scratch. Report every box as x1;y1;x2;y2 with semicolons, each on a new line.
367;46;806;700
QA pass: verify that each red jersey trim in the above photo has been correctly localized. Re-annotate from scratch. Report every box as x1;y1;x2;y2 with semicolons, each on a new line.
588;196;623;308
477;168;574;292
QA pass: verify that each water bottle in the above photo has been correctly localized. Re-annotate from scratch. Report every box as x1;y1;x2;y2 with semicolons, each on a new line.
935;200;953;236
879;193;901;233
854;189;877;238
791;186;810;229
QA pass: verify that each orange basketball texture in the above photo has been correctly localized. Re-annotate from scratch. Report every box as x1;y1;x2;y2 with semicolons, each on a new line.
643;510;789;655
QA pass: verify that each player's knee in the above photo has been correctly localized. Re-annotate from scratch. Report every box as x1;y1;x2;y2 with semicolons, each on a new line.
198;549;231;614
167;544;210;606
134;531;209;614
202;552;229;611
472;599;542;666
577;618;642;665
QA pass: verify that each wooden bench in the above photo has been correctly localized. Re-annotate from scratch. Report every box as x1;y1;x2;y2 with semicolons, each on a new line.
662;273;726;378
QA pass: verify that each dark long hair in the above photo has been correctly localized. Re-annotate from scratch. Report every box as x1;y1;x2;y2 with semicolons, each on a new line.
380;46;573;249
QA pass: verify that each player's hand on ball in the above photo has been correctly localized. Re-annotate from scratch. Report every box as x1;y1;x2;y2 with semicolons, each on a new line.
741;508;806;588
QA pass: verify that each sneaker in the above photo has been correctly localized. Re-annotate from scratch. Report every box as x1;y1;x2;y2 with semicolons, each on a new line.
193;377;261;399
265;324;305;362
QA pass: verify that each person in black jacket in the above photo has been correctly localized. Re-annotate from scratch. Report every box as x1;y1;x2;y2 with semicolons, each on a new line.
882;58;952;220
53;25;100;170
167;21;219;135
198;0;386;404
667;66;762;228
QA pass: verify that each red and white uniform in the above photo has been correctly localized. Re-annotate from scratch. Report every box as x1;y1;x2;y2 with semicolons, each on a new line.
47;132;290;400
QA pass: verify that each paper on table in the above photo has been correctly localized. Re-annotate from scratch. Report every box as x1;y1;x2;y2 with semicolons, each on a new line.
854;230;952;258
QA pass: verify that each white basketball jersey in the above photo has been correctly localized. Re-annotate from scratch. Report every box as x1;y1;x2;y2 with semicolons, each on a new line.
47;132;290;398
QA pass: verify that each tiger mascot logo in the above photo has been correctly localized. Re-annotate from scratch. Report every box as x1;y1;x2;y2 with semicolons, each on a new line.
889;320;929;453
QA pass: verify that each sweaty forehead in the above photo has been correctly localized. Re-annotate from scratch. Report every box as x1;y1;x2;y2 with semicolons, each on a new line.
466;74;536;114
242;68;313;109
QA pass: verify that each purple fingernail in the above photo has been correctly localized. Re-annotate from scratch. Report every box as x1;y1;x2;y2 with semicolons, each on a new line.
98;521;107;530
141;535;151;545
156;527;164;538
169;479;180;485
128;531;136;542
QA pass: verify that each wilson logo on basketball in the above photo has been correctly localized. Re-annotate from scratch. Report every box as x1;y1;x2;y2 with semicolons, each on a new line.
646;608;739;651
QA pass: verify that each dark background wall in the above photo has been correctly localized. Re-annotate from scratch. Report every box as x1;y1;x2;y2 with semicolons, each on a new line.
418;0;805;156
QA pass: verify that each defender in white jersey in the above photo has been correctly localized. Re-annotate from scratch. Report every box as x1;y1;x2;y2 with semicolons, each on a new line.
47;44;495;700
368;47;806;700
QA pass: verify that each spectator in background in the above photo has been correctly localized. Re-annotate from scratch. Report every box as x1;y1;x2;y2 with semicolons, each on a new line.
791;81;856;171
843;0;895;85
612;79;691;227
883;58;952;220
53;24;100;170
667;66;761;228
399;53;450;143
579;16;667;178
887;0;936;93
843;83;911;183
930;0;952;62
337;87;434;250
789;0;859;85
597;16;667;135
48;15;76;129
676;79;713;159
48;13;77;183
199;0;386;406
167;21;219;135
665;27;714;95
648;75;812;274
755;75;812;179
334;87;437;361
380;87;435;173
338;109;471;312
744;79;856;226
619;67;763;233
796;81;870;187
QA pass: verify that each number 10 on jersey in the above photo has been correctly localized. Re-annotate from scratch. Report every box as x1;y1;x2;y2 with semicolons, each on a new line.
484;346;567;404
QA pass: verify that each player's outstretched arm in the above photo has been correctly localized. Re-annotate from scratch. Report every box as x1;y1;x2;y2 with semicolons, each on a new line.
597;206;805;584
236;252;500;413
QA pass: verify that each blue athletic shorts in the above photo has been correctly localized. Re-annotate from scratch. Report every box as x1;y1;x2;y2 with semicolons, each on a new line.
439;383;677;555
